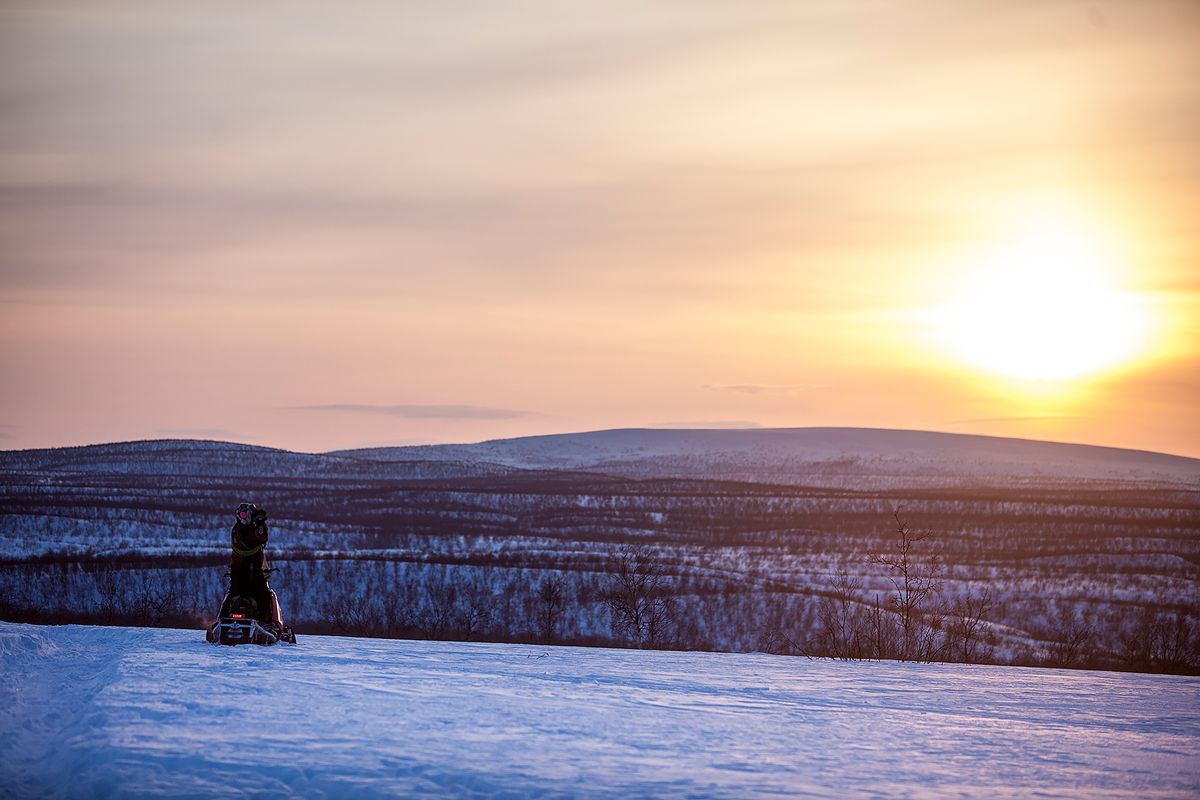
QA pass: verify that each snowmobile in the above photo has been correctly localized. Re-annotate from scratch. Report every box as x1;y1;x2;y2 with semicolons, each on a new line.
205;567;297;646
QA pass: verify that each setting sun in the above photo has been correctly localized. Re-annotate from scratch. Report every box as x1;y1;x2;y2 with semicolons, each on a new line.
2;3;1199;795
1;0;1196;459
933;218;1151;382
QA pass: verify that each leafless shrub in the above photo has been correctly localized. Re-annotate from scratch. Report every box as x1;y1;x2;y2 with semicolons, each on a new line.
535;575;566;642
132;581;175;625
871;511;943;661
863;593;901;661
378;577;413;638
454;584;493;641
813;569;868;660
599;545;678;648
327;564;380;634
1046;607;1093;668
1119;608;1200;673
758;627;802;656
947;587;996;664
89;563;124;624
415;580;457;640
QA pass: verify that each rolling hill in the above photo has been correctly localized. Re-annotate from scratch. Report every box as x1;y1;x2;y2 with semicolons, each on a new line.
331;427;1200;487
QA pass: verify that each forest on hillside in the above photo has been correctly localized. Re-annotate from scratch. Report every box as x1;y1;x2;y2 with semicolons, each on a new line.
1;445;1197;674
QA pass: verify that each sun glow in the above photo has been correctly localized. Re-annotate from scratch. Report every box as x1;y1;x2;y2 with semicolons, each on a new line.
933;218;1150;382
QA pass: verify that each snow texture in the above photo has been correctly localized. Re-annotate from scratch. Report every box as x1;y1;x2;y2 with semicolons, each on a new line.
2;622;1197;799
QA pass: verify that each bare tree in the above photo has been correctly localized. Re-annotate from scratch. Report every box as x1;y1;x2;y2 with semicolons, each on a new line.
813;569;867;660
131;580;174;625
1149;610;1199;673
915;610;948;664
90;563;124;624
1046;606;1093;668
536;575;566;642
455;584;493;641
600;545;677;648
1117;608;1155;671
757;593;803;656
0;574;35;622
871;511;943;661
328;565;380;635
947;587;996;664
1122;608;1200;673
378;577;412;638
758;627;801;656
864;593;900;661
415;581;456;640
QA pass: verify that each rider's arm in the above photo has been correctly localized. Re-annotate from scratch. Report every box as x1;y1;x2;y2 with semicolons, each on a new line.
250;509;269;544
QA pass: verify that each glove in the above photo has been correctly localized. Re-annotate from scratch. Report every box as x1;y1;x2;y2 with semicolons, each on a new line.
251;508;268;524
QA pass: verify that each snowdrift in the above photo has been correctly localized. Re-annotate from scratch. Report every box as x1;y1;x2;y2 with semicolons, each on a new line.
2;622;1197;799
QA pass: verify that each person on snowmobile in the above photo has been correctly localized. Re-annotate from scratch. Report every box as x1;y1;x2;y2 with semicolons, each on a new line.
219;502;285;630
231;501;269;573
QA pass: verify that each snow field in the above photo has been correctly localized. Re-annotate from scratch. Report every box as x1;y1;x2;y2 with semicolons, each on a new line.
1;621;1198;799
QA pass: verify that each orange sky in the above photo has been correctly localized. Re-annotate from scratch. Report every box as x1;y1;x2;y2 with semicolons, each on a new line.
1;1;1198;456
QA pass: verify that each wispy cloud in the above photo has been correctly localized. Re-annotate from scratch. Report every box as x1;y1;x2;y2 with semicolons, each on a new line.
342;437;445;449
153;428;248;440
290;404;537;420
950;416;1084;425
651;420;763;429
1;2;1195;456
703;384;829;394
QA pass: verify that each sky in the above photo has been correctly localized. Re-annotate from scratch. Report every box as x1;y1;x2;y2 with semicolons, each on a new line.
1;1;1198;457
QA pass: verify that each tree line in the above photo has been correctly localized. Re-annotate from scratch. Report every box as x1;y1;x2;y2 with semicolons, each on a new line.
1;510;1195;675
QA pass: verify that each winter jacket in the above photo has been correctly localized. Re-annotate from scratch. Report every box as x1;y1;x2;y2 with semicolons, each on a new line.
230;516;269;570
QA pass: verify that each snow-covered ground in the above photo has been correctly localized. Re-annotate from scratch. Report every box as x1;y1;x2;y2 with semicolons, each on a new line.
2;623;1197;799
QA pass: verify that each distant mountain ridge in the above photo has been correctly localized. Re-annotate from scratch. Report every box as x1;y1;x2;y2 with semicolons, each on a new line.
330;427;1200;486
2;428;1196;487
0;438;510;480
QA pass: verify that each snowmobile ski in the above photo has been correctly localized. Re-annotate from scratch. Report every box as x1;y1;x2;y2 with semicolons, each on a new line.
206;616;296;646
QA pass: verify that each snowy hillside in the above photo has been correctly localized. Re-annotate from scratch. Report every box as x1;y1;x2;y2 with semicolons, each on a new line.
5;428;1195;488
0;438;512;481
2;622;1198;799
333;427;1200;487
2;431;1197;671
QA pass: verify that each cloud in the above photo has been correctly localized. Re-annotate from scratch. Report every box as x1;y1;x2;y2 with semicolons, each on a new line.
1099;372;1200;406
0;173;841;301
703;383;830;394
289;404;537;420
650;420;763;429
153;428;248;440
340;437;445;449
949;416;1085;425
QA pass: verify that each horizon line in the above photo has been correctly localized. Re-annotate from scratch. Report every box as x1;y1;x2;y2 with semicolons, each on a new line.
2;425;1197;462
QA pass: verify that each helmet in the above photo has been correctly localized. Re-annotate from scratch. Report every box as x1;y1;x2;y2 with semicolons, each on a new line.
235;502;257;526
